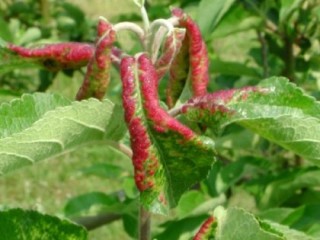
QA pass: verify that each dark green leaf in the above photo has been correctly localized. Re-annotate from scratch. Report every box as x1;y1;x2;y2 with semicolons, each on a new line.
0;208;87;240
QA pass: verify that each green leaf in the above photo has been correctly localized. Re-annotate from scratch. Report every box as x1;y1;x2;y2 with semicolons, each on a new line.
154;215;208;240
0;17;13;42
262;220;317;240
282;204;320;232
215;207;280;240
210;58;261;77
182;77;320;166
177;190;205;219
210;4;261;38
214;206;317;240
197;0;236;37
17;27;41;45
104;104;127;141
0;93;70;138
259;169;320;208
0;208;87;240
64;192;122;217
0;93;115;175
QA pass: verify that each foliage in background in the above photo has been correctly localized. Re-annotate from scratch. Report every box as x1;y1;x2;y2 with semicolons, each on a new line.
0;0;320;239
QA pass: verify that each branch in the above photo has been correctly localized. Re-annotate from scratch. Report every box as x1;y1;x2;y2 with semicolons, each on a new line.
139;206;151;240
106;140;133;158
257;31;269;78
168;105;183;117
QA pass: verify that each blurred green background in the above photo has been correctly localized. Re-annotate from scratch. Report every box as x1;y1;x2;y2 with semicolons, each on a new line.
1;0;320;239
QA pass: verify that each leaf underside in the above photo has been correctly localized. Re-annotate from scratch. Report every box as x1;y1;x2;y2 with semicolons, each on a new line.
183;77;320;166
0;93;114;175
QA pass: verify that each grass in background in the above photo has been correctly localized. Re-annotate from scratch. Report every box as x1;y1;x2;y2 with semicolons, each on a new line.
0;1;139;239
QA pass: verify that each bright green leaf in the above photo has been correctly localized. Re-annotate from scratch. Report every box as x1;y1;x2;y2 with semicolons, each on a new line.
214;206;317;240
0;93;116;175
214;206;283;240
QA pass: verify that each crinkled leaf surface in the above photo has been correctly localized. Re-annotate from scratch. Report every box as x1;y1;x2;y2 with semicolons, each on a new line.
183;77;320;166
0;208;87;240
121;55;215;214
0;93;115;174
214;206;316;240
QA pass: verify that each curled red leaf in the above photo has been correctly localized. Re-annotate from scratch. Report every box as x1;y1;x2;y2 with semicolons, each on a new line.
138;53;195;139
171;8;209;97
76;18;116;100
8;42;95;71
120;56;158;191
120;53;215;212
182;87;260;114
155;28;186;81
193;216;215;240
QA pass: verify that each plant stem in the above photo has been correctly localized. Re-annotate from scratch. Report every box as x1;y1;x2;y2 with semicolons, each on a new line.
106;140;133;158
282;35;295;82
257;31;269;78
139;205;151;240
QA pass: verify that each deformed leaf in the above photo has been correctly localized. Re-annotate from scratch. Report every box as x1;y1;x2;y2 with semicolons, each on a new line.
0;208;87;240
76;18;116;100
182;77;320;166
167;8;209;108
0;93;115;175
120;54;215;214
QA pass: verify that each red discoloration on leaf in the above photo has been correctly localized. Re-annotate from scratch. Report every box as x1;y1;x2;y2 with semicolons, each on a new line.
172;8;209;97
182;87;260;114
138;53;194;140
8;43;95;71
193;216;215;240
166;34;190;108
121;54;215;209
155;28;186;81
76;18;116;100
120;56;158;191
